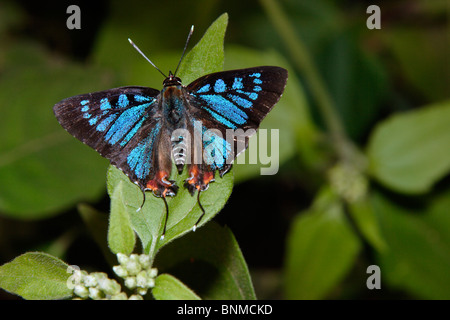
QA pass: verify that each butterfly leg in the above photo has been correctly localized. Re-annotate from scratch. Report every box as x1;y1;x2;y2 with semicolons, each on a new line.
193;191;205;232
184;165;215;231
145;170;179;197
161;196;169;240
143;170;179;240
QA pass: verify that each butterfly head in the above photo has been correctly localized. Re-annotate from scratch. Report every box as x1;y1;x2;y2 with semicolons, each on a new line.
163;71;182;87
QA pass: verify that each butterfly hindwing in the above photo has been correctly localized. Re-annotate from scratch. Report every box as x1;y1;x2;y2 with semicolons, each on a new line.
53;86;163;188
185;66;288;173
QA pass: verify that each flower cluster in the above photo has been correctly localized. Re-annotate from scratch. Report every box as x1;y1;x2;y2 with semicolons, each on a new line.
328;163;368;203
113;253;158;296
67;253;157;300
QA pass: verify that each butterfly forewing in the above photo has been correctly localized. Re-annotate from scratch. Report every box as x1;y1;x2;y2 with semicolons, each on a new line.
53;86;162;187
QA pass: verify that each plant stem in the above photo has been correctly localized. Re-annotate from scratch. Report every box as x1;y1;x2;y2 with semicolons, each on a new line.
259;0;351;160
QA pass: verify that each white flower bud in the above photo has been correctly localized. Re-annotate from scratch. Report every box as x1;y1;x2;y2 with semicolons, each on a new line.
99;279;121;296
124;276;137;289
89;287;102;300
116;253;129;265
71;270;84;286
138;255;151;269
110;292;128;300
148;268;158;278
93;272;108;281
83;274;98;287
129;294;144;300
113;265;128;278
66;265;79;275
146;278;155;288
73;285;89;299
136;271;148;288
129;254;140;264
126;260;142;275
137;287;148;296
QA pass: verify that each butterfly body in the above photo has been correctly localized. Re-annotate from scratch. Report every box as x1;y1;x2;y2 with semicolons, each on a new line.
54;66;287;231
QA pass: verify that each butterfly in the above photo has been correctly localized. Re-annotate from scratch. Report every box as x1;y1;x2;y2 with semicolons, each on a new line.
53;27;288;239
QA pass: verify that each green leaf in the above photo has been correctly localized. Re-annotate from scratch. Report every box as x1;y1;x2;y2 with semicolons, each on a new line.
382;27;449;100
0;252;72;300
0;1;25;37
153;274;201;300
372;190;450;299
0;41;110;219
108;182;136;255
284;187;361;299
347;197;387;252
107;165;234;259
154;222;256;300
367;101;450;194
176;13;228;84
317;32;388;141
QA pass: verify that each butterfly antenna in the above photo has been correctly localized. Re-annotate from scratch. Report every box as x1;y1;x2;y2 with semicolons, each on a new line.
174;25;194;77
128;38;167;78
193;190;205;232
160;196;169;240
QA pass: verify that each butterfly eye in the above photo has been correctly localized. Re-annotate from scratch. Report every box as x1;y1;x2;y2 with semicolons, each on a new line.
163;76;183;87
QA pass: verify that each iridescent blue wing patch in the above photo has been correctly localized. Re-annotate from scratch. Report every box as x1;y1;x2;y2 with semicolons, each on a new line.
187;66;288;131
53;86;163;186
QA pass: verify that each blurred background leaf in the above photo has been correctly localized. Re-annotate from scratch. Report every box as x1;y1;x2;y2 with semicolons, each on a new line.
372;190;450;299
367;101;450;194
284;187;361;299
0;42;110;218
381;23;448;101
